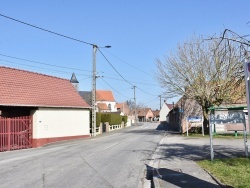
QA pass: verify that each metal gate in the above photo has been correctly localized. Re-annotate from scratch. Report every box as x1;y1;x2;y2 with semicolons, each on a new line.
0;116;32;152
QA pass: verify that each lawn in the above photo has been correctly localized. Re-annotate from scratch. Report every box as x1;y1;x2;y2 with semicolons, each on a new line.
197;158;250;188
183;133;246;139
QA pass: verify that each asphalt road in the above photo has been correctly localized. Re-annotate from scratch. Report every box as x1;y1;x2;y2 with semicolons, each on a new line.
0;122;165;188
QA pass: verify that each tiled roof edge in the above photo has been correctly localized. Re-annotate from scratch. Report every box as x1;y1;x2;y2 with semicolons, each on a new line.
0;66;69;82
0;103;91;109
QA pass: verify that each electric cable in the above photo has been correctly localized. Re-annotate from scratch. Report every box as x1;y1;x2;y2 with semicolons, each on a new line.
0;13;94;46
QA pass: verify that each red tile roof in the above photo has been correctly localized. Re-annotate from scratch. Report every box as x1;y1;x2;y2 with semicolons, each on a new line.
116;102;130;115
97;103;109;110
96;90;115;102
0;66;90;108
153;110;160;116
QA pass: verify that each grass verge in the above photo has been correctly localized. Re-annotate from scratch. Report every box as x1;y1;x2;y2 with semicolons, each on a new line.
183;133;246;139
197;158;250;188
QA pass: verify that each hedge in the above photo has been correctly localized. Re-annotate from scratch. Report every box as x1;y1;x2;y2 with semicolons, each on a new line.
96;112;101;127
101;113;123;125
122;116;128;124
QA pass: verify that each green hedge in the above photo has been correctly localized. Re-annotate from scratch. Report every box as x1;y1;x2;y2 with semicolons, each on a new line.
122;116;128;124
101;113;123;125
96;112;101;127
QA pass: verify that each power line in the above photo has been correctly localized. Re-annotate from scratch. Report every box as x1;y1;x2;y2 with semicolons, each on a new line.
137;87;158;96
98;49;159;97
0;59;91;77
98;48;134;86
0;53;92;72
100;78;131;100
103;75;159;86
0;13;160;98
103;48;155;77
143;97;159;105
0;13;94;46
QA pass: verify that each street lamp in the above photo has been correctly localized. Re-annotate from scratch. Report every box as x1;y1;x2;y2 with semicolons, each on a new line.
92;45;111;137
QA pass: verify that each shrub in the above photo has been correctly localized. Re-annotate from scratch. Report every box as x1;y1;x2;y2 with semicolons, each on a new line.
96;112;101;127
101;113;123;125
122;116;128;124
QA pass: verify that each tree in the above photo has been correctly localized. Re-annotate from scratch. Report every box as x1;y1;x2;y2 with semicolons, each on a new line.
126;100;147;112
155;35;245;130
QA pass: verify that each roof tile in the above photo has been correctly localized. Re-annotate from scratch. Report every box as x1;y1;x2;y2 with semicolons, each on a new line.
96;90;115;102
0;66;90;108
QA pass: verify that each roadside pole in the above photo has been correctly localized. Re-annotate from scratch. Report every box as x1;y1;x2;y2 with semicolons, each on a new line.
243;57;250;134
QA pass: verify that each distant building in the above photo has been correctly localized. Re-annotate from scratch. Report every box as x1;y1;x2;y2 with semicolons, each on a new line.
116;102;130;115
159;101;173;122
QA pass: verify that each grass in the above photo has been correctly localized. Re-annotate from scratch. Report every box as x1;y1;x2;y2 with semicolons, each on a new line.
183;133;246;139
197;158;250;188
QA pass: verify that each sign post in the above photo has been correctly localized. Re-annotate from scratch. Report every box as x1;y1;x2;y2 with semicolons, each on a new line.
243;59;250;133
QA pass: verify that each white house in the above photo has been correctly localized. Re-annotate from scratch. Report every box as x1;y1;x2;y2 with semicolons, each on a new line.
96;90;117;112
0;66;90;151
159;101;173;123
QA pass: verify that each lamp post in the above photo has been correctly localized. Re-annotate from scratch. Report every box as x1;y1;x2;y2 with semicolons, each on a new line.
92;45;111;137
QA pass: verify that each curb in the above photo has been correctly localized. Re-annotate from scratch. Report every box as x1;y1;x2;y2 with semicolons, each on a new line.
202;168;233;188
151;132;167;188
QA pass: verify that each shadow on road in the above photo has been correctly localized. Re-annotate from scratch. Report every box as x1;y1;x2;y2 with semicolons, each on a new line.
157;143;245;161
146;164;220;188
124;122;174;135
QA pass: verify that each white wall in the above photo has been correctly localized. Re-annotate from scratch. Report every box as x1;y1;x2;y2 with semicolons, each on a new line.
32;108;89;138
159;103;170;122
96;101;117;112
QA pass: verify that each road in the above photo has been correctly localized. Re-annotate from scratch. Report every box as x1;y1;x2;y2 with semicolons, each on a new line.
0;122;165;188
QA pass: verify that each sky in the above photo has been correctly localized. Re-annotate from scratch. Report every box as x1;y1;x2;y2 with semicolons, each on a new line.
0;0;250;110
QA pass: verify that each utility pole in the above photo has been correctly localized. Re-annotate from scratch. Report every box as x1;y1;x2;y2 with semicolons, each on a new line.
159;95;161;109
133;86;137;126
91;44;111;137
92;45;97;137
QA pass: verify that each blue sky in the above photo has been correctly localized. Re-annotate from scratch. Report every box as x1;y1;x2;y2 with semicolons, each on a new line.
0;0;250;110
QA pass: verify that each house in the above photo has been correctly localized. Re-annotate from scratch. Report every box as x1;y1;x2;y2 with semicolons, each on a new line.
152;109;160;121
132;108;154;122
159;101;173;123
168;95;248;133
116;102;130;115
78;91;92;106
79;90;117;113
168;97;201;132
0;66;90;151
96;90;117;112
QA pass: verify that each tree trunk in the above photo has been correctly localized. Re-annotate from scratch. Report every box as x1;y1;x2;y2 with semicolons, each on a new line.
202;105;210;133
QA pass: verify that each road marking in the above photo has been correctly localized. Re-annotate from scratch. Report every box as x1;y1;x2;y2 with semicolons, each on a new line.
103;143;119;150
85;143;119;158
86;153;96;157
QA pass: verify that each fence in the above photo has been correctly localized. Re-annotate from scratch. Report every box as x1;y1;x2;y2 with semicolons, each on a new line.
0;116;32;152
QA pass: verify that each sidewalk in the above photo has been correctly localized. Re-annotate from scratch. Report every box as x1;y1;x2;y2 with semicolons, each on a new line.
148;127;246;188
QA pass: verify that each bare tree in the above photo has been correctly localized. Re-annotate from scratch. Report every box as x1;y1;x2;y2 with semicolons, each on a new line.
126;100;147;112
155;35;245;130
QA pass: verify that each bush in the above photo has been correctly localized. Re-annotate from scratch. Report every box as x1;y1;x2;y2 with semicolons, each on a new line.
96;112;101;127
122;116;128;124
101;113;123;125
190;126;202;133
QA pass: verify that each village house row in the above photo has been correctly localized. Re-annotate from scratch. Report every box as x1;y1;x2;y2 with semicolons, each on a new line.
0;66;172;152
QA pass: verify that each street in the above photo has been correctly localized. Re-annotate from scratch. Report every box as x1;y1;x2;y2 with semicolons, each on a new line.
0;122;164;188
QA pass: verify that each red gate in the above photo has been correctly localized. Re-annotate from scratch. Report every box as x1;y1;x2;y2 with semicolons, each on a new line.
0;116;32;152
